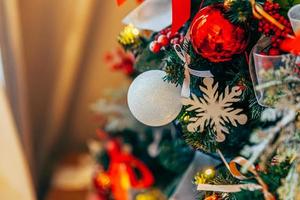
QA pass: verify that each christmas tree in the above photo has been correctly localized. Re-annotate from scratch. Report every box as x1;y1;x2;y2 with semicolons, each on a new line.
91;0;300;199
88;49;194;200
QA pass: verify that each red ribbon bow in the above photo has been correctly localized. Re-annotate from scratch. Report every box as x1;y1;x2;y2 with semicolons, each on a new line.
116;0;191;33
116;0;126;6
104;138;154;200
281;32;300;55
171;0;191;33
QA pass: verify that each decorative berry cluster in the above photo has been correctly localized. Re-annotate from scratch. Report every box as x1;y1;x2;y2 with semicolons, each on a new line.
149;28;184;53
104;48;135;75
258;1;293;55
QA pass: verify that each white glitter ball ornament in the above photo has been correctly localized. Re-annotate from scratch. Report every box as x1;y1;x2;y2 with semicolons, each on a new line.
127;70;182;126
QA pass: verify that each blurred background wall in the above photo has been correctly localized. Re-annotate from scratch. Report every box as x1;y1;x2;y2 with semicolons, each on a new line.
0;0;136;198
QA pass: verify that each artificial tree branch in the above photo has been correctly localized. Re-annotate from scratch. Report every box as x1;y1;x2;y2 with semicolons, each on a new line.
242;103;300;173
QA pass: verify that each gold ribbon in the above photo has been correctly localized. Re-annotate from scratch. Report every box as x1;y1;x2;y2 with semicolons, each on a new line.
217;150;275;200
229;157;275;200
250;0;285;30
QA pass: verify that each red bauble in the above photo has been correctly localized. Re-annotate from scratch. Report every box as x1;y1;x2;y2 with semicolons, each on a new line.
190;5;249;62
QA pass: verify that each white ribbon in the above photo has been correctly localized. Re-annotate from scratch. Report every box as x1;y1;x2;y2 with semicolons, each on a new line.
197;183;262;193
174;44;213;98
122;0;172;31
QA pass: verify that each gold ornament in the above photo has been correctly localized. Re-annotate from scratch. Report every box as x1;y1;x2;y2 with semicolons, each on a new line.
203;168;216;180
118;24;141;47
194;173;207;185
194;168;215;185
135;189;166;200
224;0;235;9
179;112;190;124
182;78;248;142
183;115;190;123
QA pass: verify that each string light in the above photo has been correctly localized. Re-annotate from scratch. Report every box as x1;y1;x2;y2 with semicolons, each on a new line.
96;172;111;188
194;168;216;185
204;168;216;179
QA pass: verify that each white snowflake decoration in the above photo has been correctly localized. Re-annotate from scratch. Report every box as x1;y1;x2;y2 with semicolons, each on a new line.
182;78;248;142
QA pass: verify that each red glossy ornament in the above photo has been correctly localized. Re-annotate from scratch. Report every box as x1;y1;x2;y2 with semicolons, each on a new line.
190;5;249;62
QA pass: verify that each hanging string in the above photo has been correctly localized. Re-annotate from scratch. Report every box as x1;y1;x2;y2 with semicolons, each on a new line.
199;0;205;9
174;42;213;98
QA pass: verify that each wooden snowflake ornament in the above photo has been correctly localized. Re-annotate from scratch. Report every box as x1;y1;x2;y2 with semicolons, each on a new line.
182;78;248;142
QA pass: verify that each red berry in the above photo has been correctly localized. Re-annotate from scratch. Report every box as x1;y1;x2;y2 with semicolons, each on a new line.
271;37;276;42
274;3;280;9
270;24;276;30
259;52;267;55
272;42;278;47
123;64;134;75
170;38;179;45
157;35;169;46
265;28;270;33
172;32;180;38
269;48;280;55
149;41;161;53
166;31;173;39
276;38;281;43
275;31;281;36
160;30;166;35
179;36;184;44
284;21;290;26
264;23;269;29
281;31;287;37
